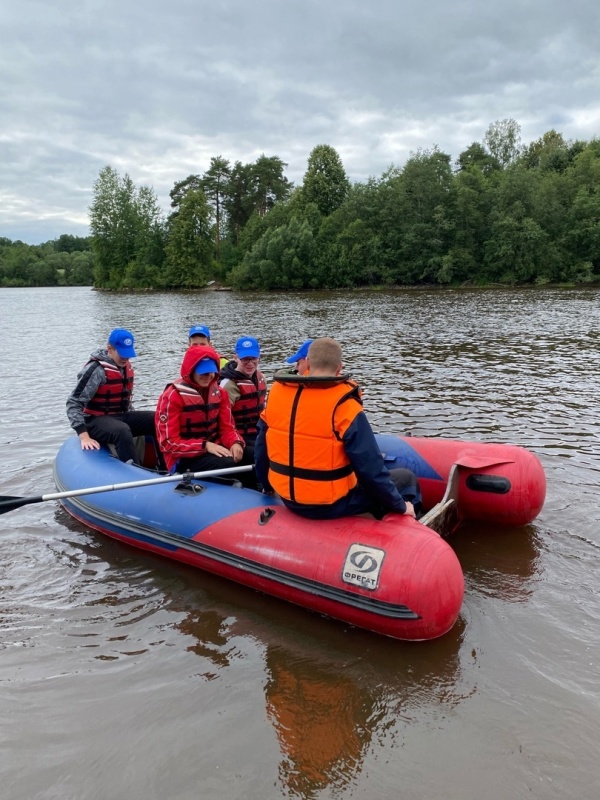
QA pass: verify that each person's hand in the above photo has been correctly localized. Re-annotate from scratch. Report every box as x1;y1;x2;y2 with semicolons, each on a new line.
403;501;416;518
230;443;244;463
79;431;100;451
205;442;232;457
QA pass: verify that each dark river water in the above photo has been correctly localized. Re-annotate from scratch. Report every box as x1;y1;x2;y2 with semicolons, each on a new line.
1;286;599;799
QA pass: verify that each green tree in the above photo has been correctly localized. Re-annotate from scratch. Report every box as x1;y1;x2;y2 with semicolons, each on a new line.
201;156;231;261
484;119;522;168
223;161;255;244
560;144;600;277
130;185;166;286
484;211;549;284
89;166;165;288
237;188;307;256
0;244;41;286
165;188;213;287
456;142;500;175
249;154;293;216
377;148;455;283
54;234;92;253
230;217;316;290
89;167;137;286
302;144;350;216
169;174;203;212
67;251;96;285
452;166;492;278
521;129;566;170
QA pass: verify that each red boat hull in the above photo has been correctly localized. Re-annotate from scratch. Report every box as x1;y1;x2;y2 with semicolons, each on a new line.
376;434;546;527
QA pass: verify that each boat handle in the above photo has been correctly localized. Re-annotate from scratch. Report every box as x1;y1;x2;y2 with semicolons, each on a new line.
259;507;276;525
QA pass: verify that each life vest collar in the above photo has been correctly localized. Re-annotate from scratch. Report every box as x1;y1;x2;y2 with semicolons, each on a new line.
273;371;352;388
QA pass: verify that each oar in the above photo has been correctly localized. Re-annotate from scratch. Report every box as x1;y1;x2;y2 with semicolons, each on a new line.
0;465;253;515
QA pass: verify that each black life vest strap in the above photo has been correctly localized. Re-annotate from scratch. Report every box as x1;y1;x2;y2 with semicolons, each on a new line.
269;460;355;482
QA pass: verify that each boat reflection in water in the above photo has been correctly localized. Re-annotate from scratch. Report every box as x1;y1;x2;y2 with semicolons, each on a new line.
174;577;471;797
55;508;541;797
452;522;542;602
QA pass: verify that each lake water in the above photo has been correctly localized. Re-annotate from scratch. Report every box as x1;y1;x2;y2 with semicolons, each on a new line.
1;286;599;799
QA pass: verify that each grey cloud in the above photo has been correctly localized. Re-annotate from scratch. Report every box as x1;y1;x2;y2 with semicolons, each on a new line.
1;0;599;242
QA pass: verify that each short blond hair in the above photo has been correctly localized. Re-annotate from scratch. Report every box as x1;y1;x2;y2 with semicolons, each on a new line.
307;337;342;373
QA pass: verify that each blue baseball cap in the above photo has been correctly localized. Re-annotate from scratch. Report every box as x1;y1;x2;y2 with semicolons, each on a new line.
235;336;260;359
285;339;312;364
189;325;211;339
108;328;136;358
193;357;219;375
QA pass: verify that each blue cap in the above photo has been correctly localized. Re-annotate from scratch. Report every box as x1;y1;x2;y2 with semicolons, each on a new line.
108;328;136;358
189;325;211;339
235;336;260;359
193;357;219;375
285;339;312;364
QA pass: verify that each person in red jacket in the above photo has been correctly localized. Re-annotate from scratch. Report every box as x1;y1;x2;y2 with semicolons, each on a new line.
155;345;255;484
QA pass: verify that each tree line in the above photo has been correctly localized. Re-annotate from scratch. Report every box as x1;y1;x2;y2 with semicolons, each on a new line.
5;120;600;290
0;235;94;287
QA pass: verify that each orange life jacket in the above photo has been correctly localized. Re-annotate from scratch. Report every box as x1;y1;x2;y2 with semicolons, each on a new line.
172;380;221;441
83;358;134;416
263;378;362;505
232;371;267;437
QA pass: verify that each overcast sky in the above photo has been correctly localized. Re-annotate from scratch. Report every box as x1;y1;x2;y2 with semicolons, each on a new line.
1;0;598;244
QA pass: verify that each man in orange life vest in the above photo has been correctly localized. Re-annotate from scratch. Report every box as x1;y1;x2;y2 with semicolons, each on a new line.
219;336;267;461
155;345;254;483
66;328;156;464
255;337;421;520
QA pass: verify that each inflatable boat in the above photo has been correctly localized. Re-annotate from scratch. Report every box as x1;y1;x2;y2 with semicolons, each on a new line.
52;434;545;641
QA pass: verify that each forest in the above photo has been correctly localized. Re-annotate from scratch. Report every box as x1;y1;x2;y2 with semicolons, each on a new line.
0;234;94;287
3;119;599;290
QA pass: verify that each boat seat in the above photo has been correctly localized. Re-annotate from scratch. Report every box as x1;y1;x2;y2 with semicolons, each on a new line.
108;436;164;471
107;436;146;463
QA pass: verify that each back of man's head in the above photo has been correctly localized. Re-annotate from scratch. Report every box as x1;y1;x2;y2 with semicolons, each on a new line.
307;338;342;375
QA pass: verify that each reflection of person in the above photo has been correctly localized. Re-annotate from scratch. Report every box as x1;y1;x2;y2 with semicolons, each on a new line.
219;336;267;461
66;328;156;464
155;345;254;483
188;324;228;368
160;568;466;797
255;337;421;519
265;647;373;797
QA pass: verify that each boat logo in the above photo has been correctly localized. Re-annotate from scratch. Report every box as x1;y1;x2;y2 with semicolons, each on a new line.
342;544;385;591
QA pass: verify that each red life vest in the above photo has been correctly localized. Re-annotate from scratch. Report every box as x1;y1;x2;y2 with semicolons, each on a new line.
172;380;221;442
83;358;134;416
231;371;267;437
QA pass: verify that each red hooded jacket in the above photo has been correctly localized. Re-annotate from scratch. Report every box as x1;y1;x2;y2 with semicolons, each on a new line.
155;345;244;471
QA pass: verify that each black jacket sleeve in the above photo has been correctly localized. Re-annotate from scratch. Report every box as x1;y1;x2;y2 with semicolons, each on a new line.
254;418;273;492
343;411;407;514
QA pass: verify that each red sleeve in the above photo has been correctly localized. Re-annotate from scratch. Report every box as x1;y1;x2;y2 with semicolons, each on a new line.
217;387;245;450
